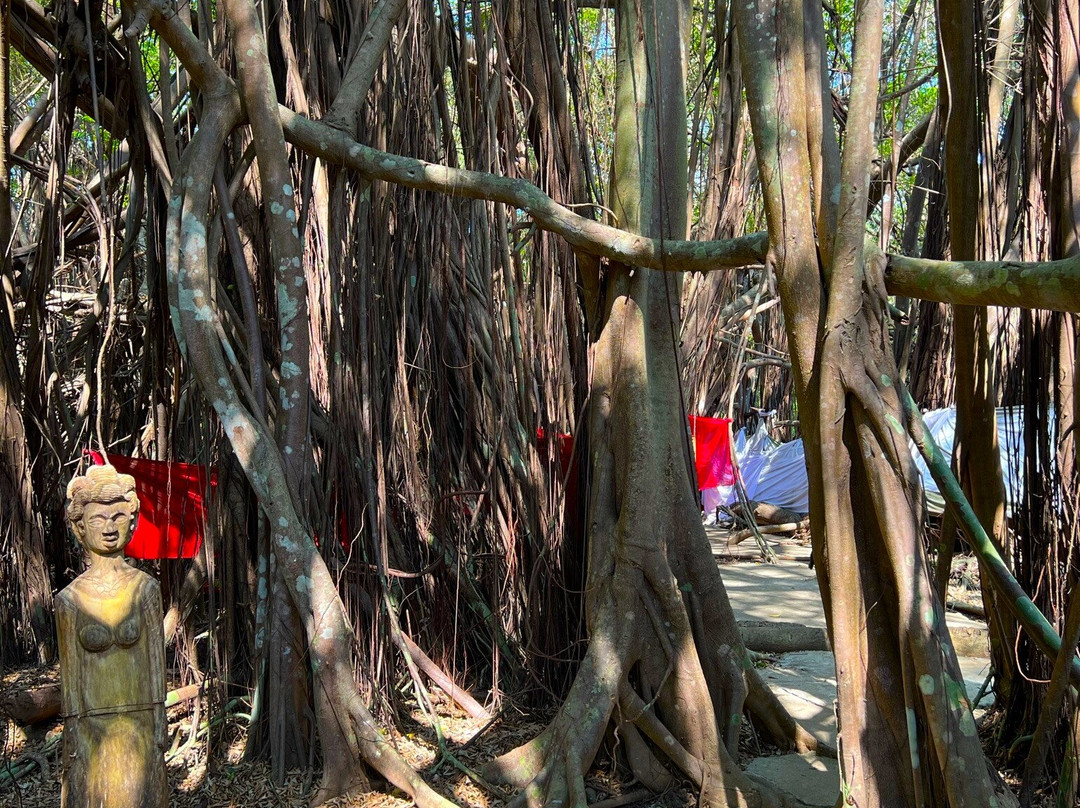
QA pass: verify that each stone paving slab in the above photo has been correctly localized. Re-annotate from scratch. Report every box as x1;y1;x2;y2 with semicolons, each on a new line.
746;754;839;808
758;651;837;744
751;651;992;805
720;559;826;628
714;540;995;803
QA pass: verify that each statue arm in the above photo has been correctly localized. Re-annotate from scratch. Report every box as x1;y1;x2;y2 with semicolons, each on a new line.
143;578;169;751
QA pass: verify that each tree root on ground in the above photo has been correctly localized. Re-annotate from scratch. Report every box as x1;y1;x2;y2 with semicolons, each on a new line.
485;675;816;808
744;669;835;758
481;572;822;808
310;681;459;808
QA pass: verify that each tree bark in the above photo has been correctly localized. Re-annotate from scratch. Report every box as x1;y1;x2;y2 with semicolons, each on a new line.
483;3;819;806
218;0;312;776
938;0;1018;724
734;0;1019;804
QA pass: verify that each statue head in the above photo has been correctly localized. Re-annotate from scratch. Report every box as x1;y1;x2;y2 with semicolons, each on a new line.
66;465;141;557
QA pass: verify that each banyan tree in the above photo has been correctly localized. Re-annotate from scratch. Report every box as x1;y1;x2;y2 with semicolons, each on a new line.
3;0;1080;806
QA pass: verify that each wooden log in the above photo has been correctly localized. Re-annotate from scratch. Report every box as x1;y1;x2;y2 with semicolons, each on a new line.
1;681;203;725
947;597;987;620
749;500;806;526
1;682;61;724
728;521;809;546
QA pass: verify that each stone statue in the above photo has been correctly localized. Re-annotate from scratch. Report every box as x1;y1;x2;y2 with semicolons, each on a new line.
56;464;168;808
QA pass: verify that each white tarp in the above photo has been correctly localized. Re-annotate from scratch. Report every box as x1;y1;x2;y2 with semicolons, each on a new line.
703;407;1039;518
738;426;809;513
910;407;1031;516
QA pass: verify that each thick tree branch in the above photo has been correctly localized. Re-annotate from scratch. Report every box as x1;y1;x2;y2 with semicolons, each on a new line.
126;1;1080;311
323;0;408;134
885;251;1080;312
280;109;768;271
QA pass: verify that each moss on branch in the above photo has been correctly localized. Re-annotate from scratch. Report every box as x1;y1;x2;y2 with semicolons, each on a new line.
885;252;1080;312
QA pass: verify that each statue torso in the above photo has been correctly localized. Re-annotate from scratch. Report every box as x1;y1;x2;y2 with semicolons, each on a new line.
57;568;159;714
56;565;168;808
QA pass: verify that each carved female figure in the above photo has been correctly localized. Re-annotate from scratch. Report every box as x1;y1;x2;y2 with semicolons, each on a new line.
56;464;168;808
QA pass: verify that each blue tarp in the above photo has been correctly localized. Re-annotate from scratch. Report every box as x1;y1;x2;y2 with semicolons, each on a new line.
701;407;1045;517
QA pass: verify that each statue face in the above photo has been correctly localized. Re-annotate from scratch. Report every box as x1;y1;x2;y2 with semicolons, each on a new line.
78;500;135;556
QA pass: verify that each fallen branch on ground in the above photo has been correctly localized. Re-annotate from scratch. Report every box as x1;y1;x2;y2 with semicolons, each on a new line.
728;521;809;546
1;680;202;726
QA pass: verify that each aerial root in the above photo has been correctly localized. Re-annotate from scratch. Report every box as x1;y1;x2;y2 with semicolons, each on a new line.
620;686;812;808
710;643;749;755
618;719;674;792
484;659;624;808
484;679;816;808
619;685;705;786
309;694;459;808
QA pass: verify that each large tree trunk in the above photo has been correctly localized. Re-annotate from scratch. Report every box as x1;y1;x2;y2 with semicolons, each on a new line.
218;0;312;776
733;0;1018;804
484;4;820;806
938;0;1019;725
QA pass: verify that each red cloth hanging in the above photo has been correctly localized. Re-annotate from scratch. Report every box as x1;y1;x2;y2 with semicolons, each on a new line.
540;417;734;495
536;428;575;479
87;452;215;559
688;415;735;489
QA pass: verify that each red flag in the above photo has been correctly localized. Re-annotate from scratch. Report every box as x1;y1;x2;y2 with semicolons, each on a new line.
87;452;215;559
688;415;735;489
